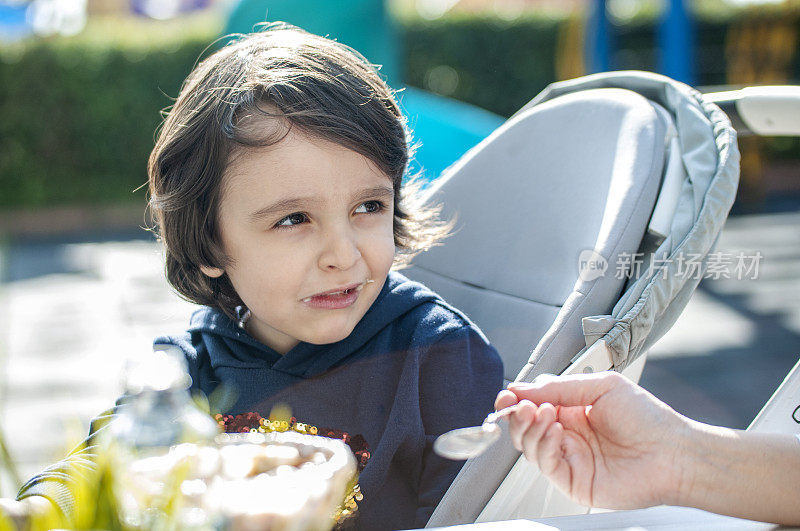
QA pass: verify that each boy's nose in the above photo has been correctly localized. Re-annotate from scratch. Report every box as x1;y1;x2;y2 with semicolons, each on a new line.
318;227;362;271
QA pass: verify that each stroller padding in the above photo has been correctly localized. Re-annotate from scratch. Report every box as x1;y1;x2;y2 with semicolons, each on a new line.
408;88;666;380
419;71;740;527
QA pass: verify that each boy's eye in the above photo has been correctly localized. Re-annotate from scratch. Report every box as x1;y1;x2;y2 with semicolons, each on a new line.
276;212;308;227
354;200;384;214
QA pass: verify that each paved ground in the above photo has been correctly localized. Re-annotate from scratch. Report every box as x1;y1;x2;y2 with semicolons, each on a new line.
641;210;800;428
0;231;197;496
0;210;798;498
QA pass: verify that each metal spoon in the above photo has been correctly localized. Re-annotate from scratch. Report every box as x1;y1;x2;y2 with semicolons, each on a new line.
433;406;517;460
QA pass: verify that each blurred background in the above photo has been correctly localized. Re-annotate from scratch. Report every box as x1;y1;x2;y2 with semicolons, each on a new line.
0;0;799;500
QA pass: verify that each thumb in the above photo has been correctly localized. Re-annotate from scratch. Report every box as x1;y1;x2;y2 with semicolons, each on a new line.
507;372;621;408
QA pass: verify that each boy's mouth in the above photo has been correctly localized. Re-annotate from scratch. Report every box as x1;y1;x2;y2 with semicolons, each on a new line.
301;280;374;308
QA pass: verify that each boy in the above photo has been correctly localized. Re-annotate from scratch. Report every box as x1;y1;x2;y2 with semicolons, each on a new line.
14;24;503;530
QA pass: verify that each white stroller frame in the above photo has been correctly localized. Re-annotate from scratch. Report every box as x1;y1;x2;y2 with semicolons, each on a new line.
403;70;751;526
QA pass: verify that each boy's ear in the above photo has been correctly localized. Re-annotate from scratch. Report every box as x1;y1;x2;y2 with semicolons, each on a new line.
200;265;225;278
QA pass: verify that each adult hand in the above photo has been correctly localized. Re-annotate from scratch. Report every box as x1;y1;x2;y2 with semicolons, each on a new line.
496;371;692;510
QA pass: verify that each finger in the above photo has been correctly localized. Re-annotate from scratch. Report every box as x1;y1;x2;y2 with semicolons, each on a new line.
552;405;595;442
518;402;556;463
537;420;565;477
507;400;537;452
495;390;519;411
508;371;624;408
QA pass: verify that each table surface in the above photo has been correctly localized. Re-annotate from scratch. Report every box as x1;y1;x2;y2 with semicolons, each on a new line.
427;506;797;530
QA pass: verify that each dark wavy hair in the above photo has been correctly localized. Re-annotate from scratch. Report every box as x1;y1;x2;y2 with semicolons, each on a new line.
148;24;448;317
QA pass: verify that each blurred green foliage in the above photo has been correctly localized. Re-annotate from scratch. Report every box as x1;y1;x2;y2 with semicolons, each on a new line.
612;19;731;86
0;15;220;209
402;14;561;117
1;10;799;210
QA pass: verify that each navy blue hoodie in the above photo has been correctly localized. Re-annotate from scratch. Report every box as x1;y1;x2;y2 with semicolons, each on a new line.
161;271;503;529
19;272;503;530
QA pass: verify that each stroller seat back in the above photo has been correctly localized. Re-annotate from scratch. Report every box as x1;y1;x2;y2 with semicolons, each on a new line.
407;88;668;380
405;71;740;525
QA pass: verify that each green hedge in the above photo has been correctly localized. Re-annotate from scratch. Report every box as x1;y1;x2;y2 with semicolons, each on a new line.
1;11;799;210
0;16;218;209
403;14;560;117
402;16;735;116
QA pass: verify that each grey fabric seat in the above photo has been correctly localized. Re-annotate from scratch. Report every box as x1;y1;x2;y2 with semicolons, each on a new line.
402;71;740;525
406;87;666;382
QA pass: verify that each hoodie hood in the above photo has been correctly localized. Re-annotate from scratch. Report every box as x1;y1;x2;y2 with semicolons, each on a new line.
187;271;440;378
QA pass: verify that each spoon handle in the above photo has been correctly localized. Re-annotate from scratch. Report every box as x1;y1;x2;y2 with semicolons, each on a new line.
483;405;518;426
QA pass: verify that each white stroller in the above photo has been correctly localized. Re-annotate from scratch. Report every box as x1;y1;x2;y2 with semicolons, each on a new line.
403;70;759;525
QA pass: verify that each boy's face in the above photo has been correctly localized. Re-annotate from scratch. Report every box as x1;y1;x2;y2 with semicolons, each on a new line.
201;128;396;354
